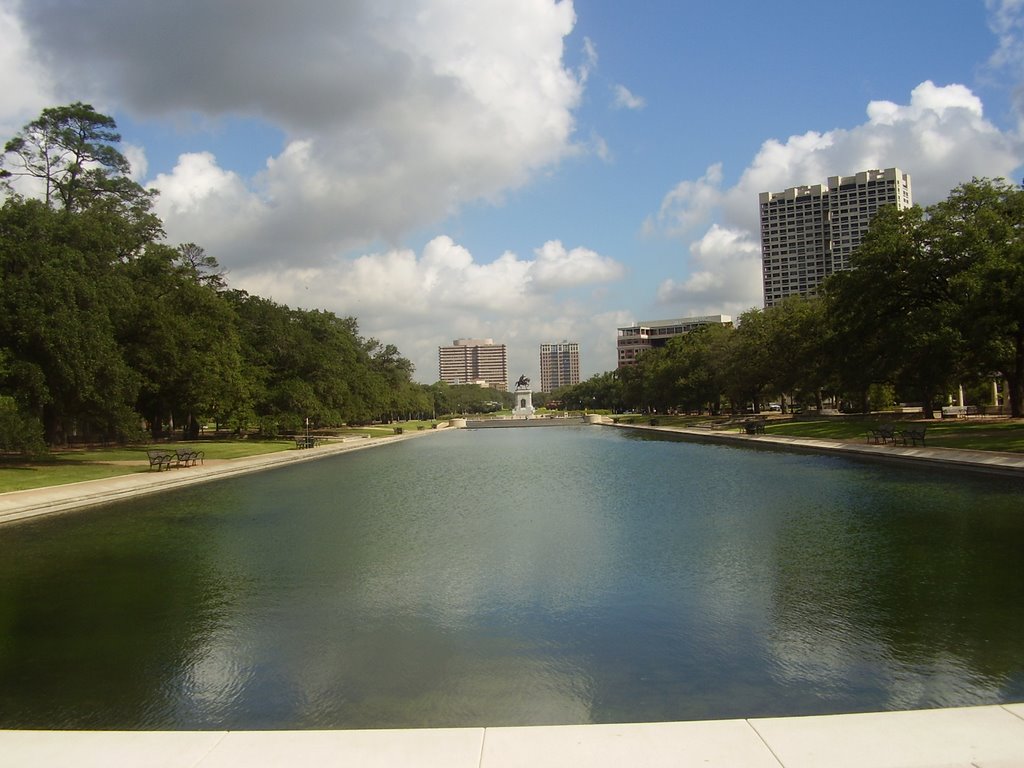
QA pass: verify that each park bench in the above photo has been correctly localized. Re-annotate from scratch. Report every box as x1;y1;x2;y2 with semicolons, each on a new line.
175;448;205;466
742;419;765;435
294;436;320;449
866;424;897;445
146;449;178;471
899;426;927;447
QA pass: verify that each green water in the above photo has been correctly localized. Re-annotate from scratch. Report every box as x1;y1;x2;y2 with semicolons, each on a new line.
0;426;1022;729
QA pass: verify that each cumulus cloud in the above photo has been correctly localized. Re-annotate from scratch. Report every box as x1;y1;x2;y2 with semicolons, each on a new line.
0;2;55;136
643;163;724;238
723;80;1022;224
532;240;626;289
0;0;637;382
149;152;270;252
650;81;1024;315
8;0;584;269
656;225;761;317
234;235;626;381
122;144;148;183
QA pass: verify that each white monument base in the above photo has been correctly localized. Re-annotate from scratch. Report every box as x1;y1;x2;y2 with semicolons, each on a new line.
512;388;535;419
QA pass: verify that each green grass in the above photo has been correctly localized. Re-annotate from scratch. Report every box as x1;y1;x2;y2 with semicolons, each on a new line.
763;418;1024;452
7;416;1021;495
0;439;296;493
0;421;451;494
0;462;155;492
611;413;1024;453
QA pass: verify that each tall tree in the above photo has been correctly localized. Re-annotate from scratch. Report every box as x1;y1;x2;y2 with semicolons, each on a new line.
758;297;831;411
0;198;139;443
120;244;248;438
1;102;154;214
726;308;774;413
823;205;963;416
669;323;733;414
931;179;1024;417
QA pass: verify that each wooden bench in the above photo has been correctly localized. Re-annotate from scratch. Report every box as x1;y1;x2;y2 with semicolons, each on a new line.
146;450;178;471
866;425;897;445
899;426;927;447
294;437;320;449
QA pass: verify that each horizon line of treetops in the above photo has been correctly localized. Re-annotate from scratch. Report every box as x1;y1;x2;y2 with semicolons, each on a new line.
1;103;1022;453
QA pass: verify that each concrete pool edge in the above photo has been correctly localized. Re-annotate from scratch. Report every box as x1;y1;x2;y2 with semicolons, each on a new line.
0;428;453;526
3;427;1023;763
4;420;1023;525
611;421;1024;476
1;703;1022;767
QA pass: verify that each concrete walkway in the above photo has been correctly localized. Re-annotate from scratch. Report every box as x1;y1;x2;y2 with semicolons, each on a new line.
617;421;1024;476
4;422;1021;527
0;429;445;526
2;704;1023;767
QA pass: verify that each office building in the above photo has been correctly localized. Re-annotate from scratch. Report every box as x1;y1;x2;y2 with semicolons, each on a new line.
438;338;509;390
759;167;912;307
539;342;580;392
617;316;732;368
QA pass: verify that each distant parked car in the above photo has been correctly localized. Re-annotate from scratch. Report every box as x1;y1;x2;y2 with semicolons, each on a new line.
768;403;782;411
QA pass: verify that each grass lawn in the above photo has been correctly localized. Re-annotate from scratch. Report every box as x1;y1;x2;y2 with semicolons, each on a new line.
6;417;1021;495
764;417;1024;452
0;422;443;494
611;413;1024;453
0;439;296;493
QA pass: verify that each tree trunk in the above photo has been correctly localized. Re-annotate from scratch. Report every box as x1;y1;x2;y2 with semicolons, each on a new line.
921;389;936;419
43;406;65;446
186;413;200;440
1010;328;1024;418
1008;373;1023;419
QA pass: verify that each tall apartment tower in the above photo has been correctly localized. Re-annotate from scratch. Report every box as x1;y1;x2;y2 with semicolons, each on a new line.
759;167;912;307
438;338;509;391
539;342;580;392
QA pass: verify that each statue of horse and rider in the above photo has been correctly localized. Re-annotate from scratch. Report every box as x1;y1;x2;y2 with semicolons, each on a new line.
515;374;530;389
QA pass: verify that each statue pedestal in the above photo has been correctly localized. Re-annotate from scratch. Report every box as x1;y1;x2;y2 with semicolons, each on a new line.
512;387;535;419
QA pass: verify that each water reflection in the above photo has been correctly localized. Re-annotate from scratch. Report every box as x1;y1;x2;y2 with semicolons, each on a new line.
764;464;1024;714
1;427;1022;728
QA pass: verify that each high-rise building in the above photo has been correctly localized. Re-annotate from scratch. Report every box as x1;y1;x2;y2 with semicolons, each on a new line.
616;316;733;368
539;342;580;392
438;338;509;390
759;167;912;307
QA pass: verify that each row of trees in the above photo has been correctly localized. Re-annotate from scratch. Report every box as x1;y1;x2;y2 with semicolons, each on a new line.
4;103;1020;449
1;103;505;452
557;178;1024;419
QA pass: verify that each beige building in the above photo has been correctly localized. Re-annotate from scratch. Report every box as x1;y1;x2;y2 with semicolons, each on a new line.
438;338;509;391
759;167;912;307
617;316;732;368
539;342;580;392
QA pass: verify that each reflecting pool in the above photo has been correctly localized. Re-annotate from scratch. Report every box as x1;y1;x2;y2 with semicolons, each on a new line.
1;426;1022;729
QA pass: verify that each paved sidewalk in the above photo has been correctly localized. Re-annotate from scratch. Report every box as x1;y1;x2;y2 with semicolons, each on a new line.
5;422;1021;527
621;422;1024;476
0;430;444;526
2;704;1023;767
